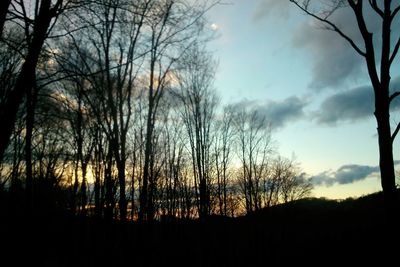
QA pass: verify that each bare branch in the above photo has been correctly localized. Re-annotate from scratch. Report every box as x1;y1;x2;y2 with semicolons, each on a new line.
389;91;400;104
391;4;400;21
289;0;366;57
368;0;384;18
392;122;400;142
389;37;400;66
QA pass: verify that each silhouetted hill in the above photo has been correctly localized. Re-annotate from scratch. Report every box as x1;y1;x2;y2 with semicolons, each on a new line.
244;190;393;222
1;191;398;267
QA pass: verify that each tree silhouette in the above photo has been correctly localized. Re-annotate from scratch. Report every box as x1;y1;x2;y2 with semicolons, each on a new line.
233;108;273;213
138;0;214;221
290;0;400;222
0;0;322;223
174;44;219;219
213;106;235;216
0;0;65;163
0;0;11;38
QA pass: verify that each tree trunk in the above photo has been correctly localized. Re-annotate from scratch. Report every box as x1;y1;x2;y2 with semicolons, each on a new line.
375;97;398;222
0;0;11;38
0;0;54;163
81;163;88;216
370;1;398;223
94;131;102;218
25;84;36;215
117;158;127;221
139;102;154;221
131;140;138;220
104;145;114;220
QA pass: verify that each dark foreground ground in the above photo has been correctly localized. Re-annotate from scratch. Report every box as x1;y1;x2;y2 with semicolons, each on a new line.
1;192;399;267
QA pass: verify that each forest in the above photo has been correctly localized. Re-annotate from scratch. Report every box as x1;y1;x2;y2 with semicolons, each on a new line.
0;0;313;221
0;0;399;266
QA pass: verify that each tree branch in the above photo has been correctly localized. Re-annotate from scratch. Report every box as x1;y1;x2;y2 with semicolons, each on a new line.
368;0;384;18
289;0;366;57
391;4;400;21
389;91;400;104
389;37;400;66
392;122;400;142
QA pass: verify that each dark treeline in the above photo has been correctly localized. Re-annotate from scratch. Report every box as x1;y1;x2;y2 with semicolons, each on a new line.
0;0;312;221
1;192;396;266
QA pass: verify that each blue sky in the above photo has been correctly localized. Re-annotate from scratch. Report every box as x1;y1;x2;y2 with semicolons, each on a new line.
206;0;400;199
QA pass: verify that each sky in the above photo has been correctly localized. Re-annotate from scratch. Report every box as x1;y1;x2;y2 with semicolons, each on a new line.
206;0;400;199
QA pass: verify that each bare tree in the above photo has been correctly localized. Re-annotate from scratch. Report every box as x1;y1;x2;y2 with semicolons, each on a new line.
0;34;24;192
174;44;219;219
1;1;83;213
57;0;152;221
26;88;71;213
213;106;235;216
290;0;400;220
272;156;313;204
139;0;213;221
234;108;273;214
138;0;176;221
0;0;12;38
0;0;67;163
54;74;95;215
155;99;187;219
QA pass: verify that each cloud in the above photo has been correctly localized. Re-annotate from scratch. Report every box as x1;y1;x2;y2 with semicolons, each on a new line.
291;2;385;90
261;96;308;128
335;165;380;184
315;77;400;124
254;1;400;90
253;0;291;21
315;85;373;124
293;16;364;89
231;96;308;129
311;164;379;187
311;171;336;187
311;161;400;187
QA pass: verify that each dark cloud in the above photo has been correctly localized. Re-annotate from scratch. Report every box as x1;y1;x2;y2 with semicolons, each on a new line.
311;164;379;187
254;1;399;90
292;6;374;90
315;77;400;124
311;171;336;187
260;96;308;129
253;0;290;21
311;161;400;187
291;1;395;90
335;165;380;184
315;85;373;124
231;96;308;129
